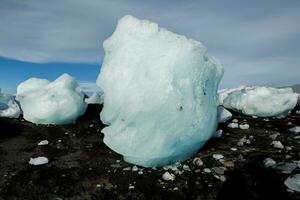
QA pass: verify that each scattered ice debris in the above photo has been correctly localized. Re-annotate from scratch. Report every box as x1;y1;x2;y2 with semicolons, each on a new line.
182;165;191;171
193;157;203;167
217;106;232;123
132;165;139;172
16;74;87;124
263;158;276;167
284;174;300;192
274;162;298;173
271;141;284;149
29;157;49;165
203;168;212;173
85;91;104;105
128;185;135;190
289;126;300;133
237;137;251;146
223;160;235;168
212;154;224;161
221;86;298;117
239;123;250;130
0;90;21;118
213;129;223;138
230;148;238;151
96;15;223;167
38;140;49;146
269;133;280;140
228;123;239;128
212;167;226;175
162;172;175;181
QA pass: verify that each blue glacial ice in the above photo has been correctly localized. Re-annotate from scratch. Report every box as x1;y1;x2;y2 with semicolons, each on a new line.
16;74;87;124
96;15;223;167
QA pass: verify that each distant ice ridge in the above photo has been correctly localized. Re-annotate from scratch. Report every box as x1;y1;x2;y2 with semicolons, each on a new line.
97;15;223;167
16;74;87;124
219;86;298;117
0;89;21;118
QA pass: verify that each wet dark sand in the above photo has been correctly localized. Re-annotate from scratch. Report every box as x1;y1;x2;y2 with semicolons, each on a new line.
0;105;299;200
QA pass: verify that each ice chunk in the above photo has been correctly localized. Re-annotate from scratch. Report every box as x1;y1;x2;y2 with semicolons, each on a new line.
217;106;232;123
29;156;49;165
222;87;298;117
0;90;21;118
239;123;250;130
285;174;300;192
162;172;175;181
289;126;300;133
38;140;49;146
96;15;223;167
17;74;87;124
85;91;103;104
227;122;239;128
263;158;276;167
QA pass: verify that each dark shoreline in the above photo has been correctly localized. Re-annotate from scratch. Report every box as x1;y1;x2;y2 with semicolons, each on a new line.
0;104;299;200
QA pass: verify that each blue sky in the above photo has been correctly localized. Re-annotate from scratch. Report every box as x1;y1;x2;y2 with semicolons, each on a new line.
0;0;300;93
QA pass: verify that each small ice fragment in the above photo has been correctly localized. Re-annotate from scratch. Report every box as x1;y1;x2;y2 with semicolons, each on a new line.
38;140;49;146
285;174;300;192
29;157;48;165
232;119;238;123
239;124;250;130
203;168;211;173
132;165;138;172
227;123;239;128
274;162;298;173
269;133;280;140
263;158;276;167
271;141;284;149
217;107;232;123
289;126;300;133
213;129;223;138
230;148;238;151
162;172;175;181
193;157;203;167
213;154;224;160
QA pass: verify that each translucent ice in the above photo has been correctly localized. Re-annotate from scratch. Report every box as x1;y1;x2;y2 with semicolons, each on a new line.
285;174;300;192
0;89;21;118
221;87;298;117
96;15;223;167
217;106;232;123
17;74;87;124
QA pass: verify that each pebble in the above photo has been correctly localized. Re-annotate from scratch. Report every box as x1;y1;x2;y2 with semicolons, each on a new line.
203;168;211;173
213;154;224;160
162;172;175;181
223;160;235;168
212;167;226;175
193;157;203;167
263;158;276;167
271;141;284;149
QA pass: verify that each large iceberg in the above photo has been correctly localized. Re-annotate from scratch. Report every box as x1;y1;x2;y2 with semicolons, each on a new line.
16;74;87;124
96;15;223;167
221;86;298;117
0;89;21;118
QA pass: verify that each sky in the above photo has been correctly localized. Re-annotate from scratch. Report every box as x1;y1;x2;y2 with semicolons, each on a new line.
0;0;299;93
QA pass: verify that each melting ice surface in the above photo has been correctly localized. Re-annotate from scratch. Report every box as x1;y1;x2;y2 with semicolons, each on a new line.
0;89;21;118
16;74;87;125
97;15;223;167
220;86;298;117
